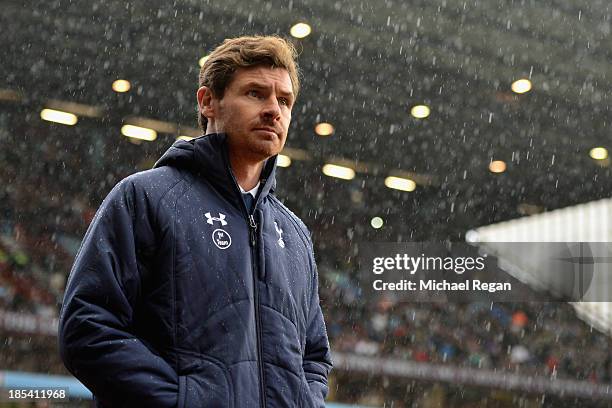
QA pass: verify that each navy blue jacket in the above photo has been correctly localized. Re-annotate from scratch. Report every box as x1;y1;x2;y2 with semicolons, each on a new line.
58;133;332;407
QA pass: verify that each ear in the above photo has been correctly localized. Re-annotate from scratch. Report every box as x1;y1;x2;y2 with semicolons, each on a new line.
197;86;217;119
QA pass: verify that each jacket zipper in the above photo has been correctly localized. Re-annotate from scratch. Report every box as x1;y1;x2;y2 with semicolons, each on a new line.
225;155;268;407
247;212;266;407
249;215;257;247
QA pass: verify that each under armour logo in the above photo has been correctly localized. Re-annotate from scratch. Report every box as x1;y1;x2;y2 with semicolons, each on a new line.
274;221;285;248
205;212;227;226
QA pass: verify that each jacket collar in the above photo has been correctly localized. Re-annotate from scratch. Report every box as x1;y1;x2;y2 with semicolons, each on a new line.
155;133;277;211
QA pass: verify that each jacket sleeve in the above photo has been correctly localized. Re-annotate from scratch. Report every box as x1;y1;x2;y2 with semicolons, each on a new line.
58;179;178;407
303;254;333;407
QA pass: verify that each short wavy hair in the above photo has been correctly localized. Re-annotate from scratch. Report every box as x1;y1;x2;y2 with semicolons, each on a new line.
198;35;300;131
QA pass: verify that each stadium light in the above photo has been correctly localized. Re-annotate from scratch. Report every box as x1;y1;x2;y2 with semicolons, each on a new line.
0;89;23;102
322;164;355;180
112;79;131;93
370;217;384;229
511;79;532;94
410;105;430;119
590;147;608;160
489;160;507;173
315;122;334;136
277;154;291;167
121;125;157;141
40;109;78;126
290;23;311;39
385;176;416;192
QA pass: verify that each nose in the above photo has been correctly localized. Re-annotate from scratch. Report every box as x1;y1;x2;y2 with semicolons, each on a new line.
261;96;281;122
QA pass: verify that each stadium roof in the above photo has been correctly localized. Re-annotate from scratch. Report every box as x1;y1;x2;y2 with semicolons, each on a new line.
3;0;612;248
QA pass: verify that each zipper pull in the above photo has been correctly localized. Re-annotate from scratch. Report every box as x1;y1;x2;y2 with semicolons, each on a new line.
249;214;257;247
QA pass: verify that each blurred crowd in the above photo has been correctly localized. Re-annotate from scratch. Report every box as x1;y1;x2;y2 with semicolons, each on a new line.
2;210;612;387
322;268;612;384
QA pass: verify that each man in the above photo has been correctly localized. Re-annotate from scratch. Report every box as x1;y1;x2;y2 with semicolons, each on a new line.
59;35;332;407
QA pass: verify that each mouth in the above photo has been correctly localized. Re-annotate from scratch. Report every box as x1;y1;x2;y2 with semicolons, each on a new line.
253;127;278;137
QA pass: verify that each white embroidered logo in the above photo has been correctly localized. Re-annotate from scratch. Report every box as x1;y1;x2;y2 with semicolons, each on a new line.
274;221;285;248
212;229;232;250
205;212;227;226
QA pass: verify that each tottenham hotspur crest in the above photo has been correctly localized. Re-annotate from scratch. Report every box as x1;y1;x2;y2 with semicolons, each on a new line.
274;221;285;248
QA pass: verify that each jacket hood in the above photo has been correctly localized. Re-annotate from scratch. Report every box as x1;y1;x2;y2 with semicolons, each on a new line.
153;133;277;209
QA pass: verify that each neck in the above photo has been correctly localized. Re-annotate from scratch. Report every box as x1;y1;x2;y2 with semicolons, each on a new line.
229;154;264;191
206;125;265;190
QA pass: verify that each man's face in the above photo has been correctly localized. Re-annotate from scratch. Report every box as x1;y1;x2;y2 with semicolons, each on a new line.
201;66;294;162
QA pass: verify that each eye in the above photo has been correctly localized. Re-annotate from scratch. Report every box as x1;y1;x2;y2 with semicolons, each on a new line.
247;90;261;98
279;98;291;107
